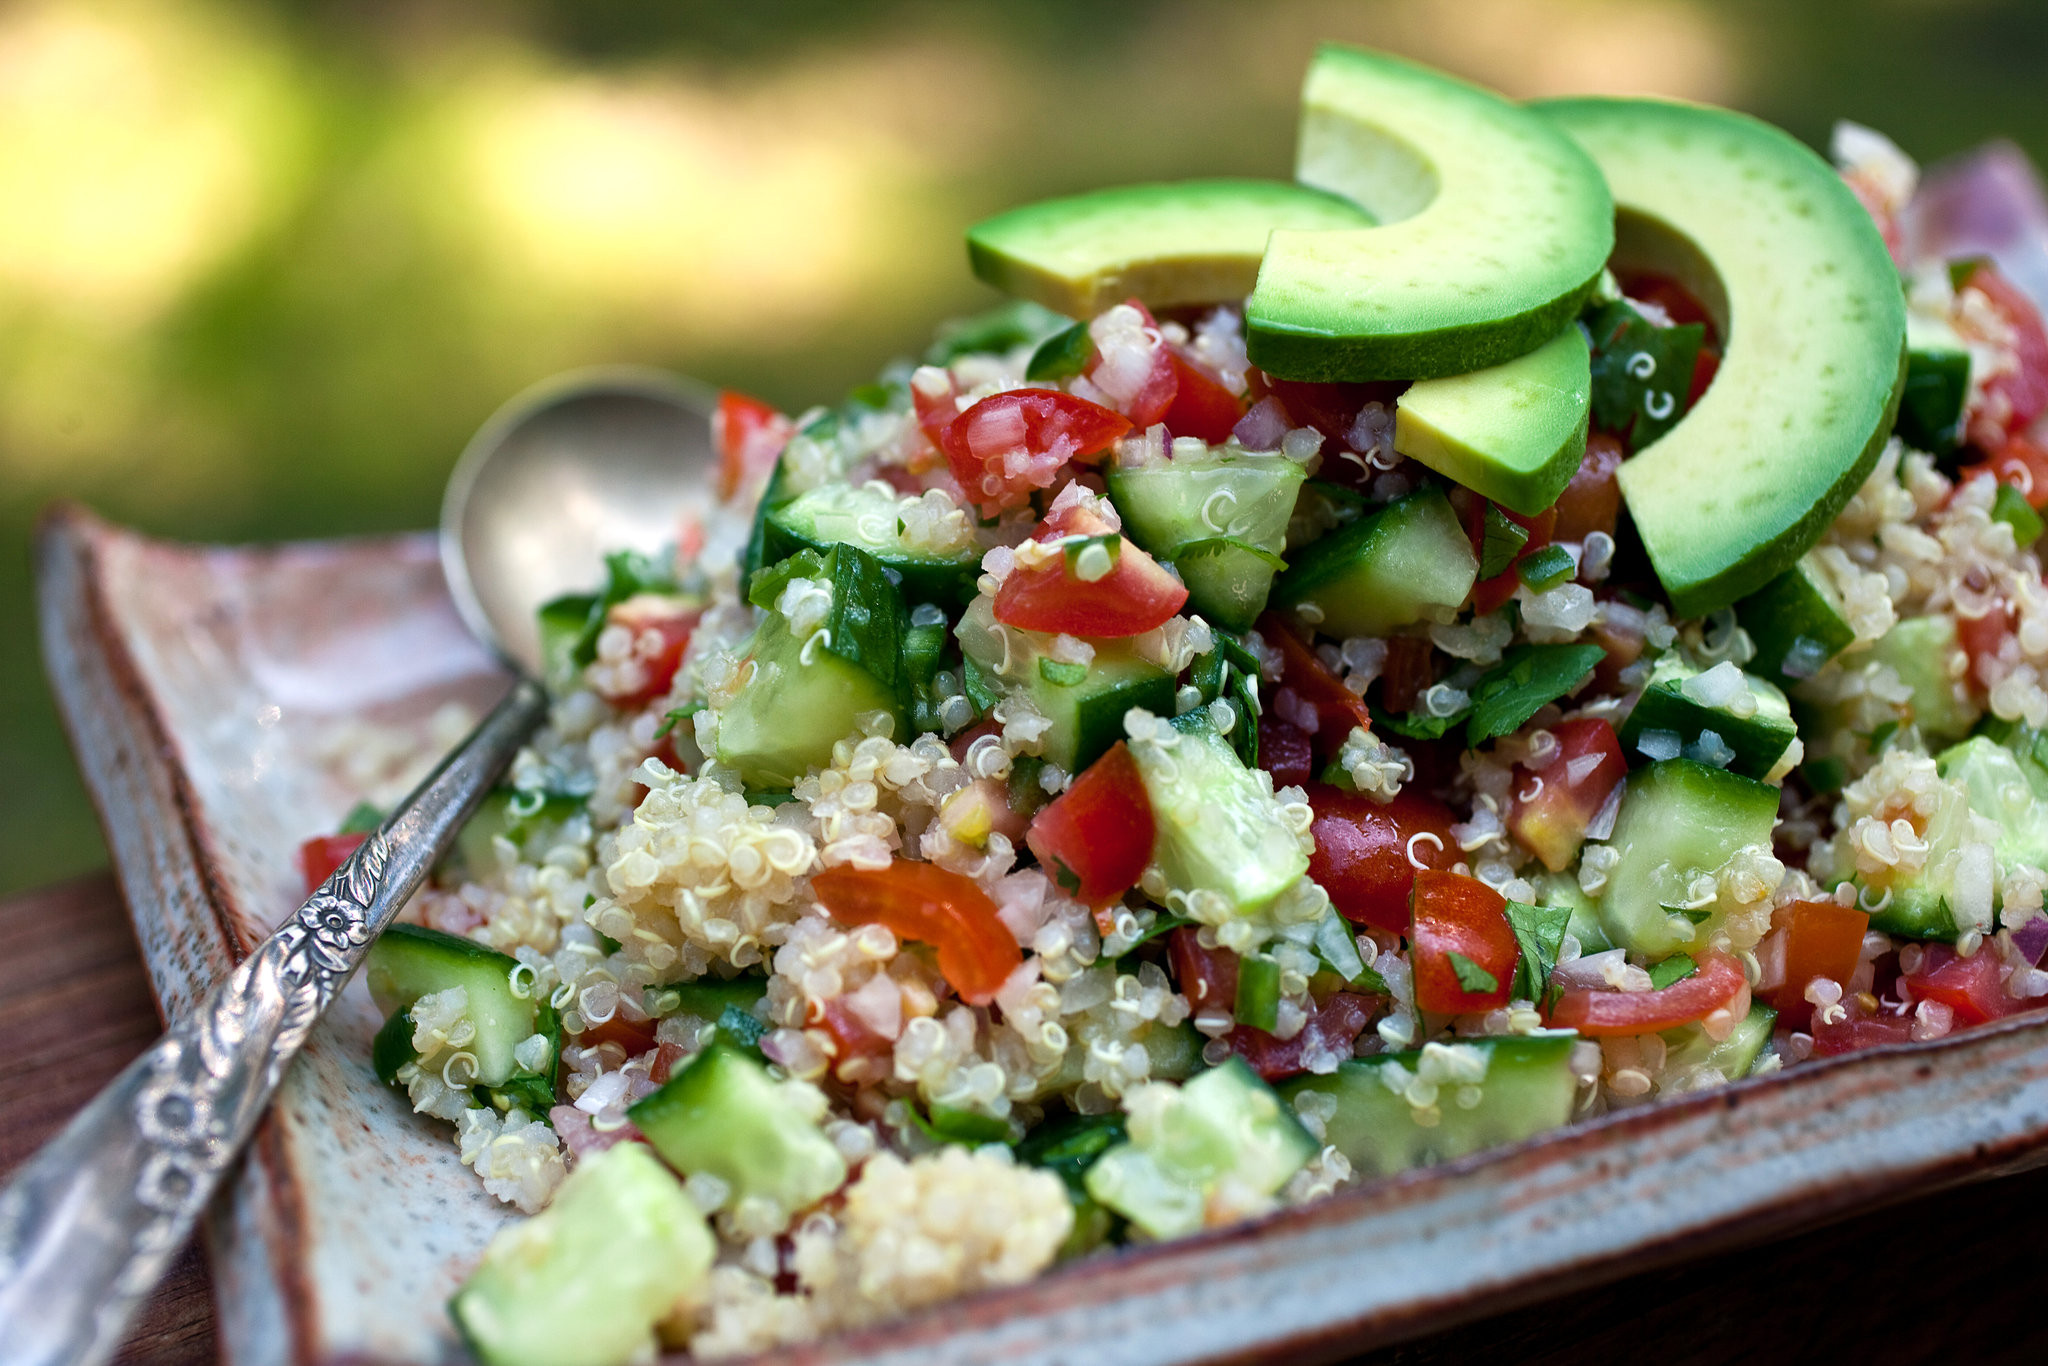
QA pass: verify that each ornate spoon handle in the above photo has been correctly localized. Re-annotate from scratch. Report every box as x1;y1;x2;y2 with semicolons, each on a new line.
0;679;548;1366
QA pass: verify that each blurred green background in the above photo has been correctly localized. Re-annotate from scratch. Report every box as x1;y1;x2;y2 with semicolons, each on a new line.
4;0;2046;894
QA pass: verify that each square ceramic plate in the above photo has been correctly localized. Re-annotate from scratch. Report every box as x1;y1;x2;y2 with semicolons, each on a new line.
36;502;2048;1366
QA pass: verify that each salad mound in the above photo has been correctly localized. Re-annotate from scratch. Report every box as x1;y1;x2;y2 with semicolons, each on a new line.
297;45;2048;1366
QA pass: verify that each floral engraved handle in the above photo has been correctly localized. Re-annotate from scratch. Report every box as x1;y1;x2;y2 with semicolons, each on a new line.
0;678;548;1366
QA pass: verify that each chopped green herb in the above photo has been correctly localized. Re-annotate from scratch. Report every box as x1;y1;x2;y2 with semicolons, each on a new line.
652;702;705;741
715;1003;769;1049
1867;719;1901;753
1172;537;1288;572
1016;1111;1127;1193
1479;504;1531;579
1588;298;1706;448
1235;955;1282;1032
1026;321;1095;382
962;655;999;713
1369;702;1467;742
1993;483;2044;548
924;299;1068;365
1504;899;1572;1007
1050;856;1083;897
1801;756;1849;794
746;789;799;808
1447;951;1500;996
1949;255;1991;292
1648;954;1698;990
338;801;384;835
1039;657;1090;687
1516;543;1578;592
1008;756;1053;820
1465;643;1607;746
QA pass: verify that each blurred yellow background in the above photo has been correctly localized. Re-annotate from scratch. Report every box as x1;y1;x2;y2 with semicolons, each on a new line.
5;0;2045;893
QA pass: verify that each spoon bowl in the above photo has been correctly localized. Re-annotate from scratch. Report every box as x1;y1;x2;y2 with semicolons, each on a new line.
441;366;717;675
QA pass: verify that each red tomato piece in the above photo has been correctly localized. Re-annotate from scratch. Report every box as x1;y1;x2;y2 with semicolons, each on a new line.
1548;950;1747;1036
1083;299;1180;427
913;369;961;448
1253;375;1406;444
1507;719;1626;872
1167;927;1238;1013
1409;871;1518;1015
1767;899;1871;1032
1256;616;1373;752
1809;994;1918;1057
1257;716;1316;788
1961;432;2048;511
1957;263;2048;453
994;502;1187;637
580;1015;658;1056
816;998;897;1069
940;389;1131;516
1903;943;2012;1027
1687;346;1721;409
1551;431;1626;543
592;594;700;709
1161;349;1246;444
713;390;794;503
1308;787;1459;933
1956;604;2015;694
1379;635;1435;715
298;833;368;895
1227;992;1379;1081
1588;595;1648;695
1025;742;1156;910
1453;489;1557;615
812;860;1023;1006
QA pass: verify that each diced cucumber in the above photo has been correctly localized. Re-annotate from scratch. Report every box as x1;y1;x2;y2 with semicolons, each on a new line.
1533;871;1611;953
760;481;981;606
1895;312;1971;455
1084;1057;1315;1240
1618;655;1799;782
1144;1021;1206;1081
1270;486;1477;637
451;1144;714;1366
1993;482;2045;548
1017;1111;1128;1258
1736;552;1856;687
1105;449;1307;630
718;544;910;787
1869;615;1978;744
1127;712;1309;918
955;597;1175;772
627;1041;847;1223
1867;888;1962;941
646;975;770;1024
445;786;588;884
1939;736;2048;871
1659;1001;1776;1085
1279;1033;1579;1179
366;925;537;1088
536;594;596;695
1597;759;1780;959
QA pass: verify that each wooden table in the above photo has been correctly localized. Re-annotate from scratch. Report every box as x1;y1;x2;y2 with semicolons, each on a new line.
8;873;2048;1366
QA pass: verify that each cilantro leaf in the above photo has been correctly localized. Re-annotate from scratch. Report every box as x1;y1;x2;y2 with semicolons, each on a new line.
1504;899;1572;1007
1516;543;1578;592
1648;954;1698;990
1479;504;1531;579
1465;643;1606;746
1447;951;1500;996
1049;857;1084;897
1026;321;1094;382
653;702;705;740
715;1003;768;1049
1588;299;1706;448
1369;701;1468;741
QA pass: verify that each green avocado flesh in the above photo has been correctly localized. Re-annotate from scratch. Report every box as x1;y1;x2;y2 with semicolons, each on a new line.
1245;45;1613;381
967;178;1374;319
1393;324;1592;515
1537;97;1907;617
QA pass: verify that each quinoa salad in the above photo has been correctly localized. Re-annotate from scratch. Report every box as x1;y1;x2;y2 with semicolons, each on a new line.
299;46;2048;1366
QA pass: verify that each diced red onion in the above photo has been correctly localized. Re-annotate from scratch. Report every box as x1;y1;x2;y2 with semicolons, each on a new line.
1233;397;1289;452
2011;915;2048;967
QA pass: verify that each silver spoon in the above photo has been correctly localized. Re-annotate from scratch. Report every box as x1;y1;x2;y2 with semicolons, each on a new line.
0;368;715;1366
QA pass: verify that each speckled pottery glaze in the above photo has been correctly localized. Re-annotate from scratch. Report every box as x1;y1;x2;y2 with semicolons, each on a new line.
35;503;2048;1366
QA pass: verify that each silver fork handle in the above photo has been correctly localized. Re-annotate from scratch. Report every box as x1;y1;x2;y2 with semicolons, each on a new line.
0;678;548;1366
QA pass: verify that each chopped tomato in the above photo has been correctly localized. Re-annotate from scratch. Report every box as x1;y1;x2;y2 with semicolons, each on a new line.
1161;349;1246;444
1093;300;1180;427
913;368;961;448
1308;786;1459;933
816;998;897;1069
1409;871;1518;1015
1167;927;1237;1012
1257;615;1373;754
1025;742;1155;911
1902;943;2013;1027
1956;263;2048;453
580;1015;658;1056
1688;346;1721;409
1588;597;1648;695
812;861;1023;1006
648;1040;691;1084
1253;374;1406;444
1956;604;2014;694
1453;489;1557;615
947;719;1002;765
592;594;700;709
1809;993;1917;1057
1551;431;1626;543
713;390;794;502
298;833;367;894
1548;950;1747;1036
940;389;1131;516
1379;635;1436;715
1257;716;1316;788
994;501;1187;636
1767;899;1870;1032
1227;992;1379;1081
1507;718;1626;872
1960;432;2048;511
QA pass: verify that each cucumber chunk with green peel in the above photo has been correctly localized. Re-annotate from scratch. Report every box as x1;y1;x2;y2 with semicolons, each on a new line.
1246;45;1613;381
1084;1058;1315;1240
1280;1033;1579;1179
1270;486;1477;637
968;178;1374;319
718;544;911;787
646;976;770;1024
445;786;588;884
955;597;1175;772
366;925;537;1088
1392;323;1592;516
1659;1002;1777;1085
1537;98;1907;616
1105;448;1307;630
1897;312;1971;455
1869;614;1978;744
1736;552;1857;687
628;1041;847;1223
1533;871;1611;953
451;1144;714;1366
760;481;981;607
1126;711;1309;919
1618;656;1799;782
1597;759;1781;960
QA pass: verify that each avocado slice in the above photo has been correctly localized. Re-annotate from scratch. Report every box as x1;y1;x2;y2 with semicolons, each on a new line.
967;179;1373;319
1245;45;1613;381
1391;323;1592;515
1537;98;1908;617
